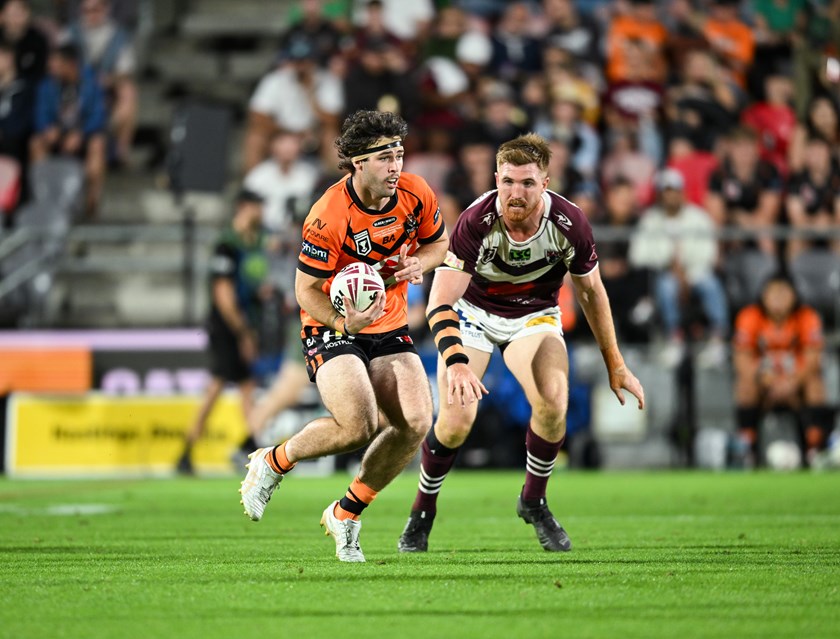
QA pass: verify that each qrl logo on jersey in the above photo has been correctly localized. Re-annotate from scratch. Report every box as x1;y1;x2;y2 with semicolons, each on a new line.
354;230;372;256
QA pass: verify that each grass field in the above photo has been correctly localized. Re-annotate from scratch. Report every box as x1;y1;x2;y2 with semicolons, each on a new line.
1;470;838;639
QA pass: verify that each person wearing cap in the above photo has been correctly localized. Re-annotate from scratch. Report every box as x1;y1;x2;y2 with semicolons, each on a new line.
629;168;729;369
176;189;270;475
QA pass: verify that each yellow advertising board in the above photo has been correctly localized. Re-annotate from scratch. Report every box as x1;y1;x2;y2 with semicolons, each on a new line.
5;393;248;478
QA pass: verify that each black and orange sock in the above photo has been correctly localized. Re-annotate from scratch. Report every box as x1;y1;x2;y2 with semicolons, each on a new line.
265;441;296;475
334;477;378;521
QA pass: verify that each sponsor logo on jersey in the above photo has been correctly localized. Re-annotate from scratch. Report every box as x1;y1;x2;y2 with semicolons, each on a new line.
373;216;398;228
509;248;531;262
525;315;559;328
554;212;572;229
480;246;497;264
301;240;329;262
433;207;440;224
312;218;328;230
353;230;372;256
545;249;562;264
443;251;464;270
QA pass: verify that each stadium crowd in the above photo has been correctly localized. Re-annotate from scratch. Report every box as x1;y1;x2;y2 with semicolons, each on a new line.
233;0;840;367
2;0;838;466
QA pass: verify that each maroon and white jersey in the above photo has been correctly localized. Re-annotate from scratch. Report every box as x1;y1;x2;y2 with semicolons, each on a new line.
442;189;598;318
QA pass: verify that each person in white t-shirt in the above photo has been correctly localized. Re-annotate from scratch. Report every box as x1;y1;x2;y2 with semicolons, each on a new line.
242;37;343;172
352;0;434;42
629;168;729;369
244;130;319;232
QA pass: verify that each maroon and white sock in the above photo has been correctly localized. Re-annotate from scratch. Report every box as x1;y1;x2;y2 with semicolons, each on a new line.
411;428;458;513
522;425;563;502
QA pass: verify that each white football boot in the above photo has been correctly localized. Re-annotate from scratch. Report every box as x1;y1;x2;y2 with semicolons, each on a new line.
320;501;365;563
239;448;283;521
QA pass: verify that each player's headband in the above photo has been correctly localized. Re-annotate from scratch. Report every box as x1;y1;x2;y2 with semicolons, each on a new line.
351;136;403;162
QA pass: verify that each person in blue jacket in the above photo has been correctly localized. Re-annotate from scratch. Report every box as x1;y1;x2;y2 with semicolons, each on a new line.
30;42;107;217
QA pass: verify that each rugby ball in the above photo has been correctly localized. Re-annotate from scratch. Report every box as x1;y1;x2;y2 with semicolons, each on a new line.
330;262;385;316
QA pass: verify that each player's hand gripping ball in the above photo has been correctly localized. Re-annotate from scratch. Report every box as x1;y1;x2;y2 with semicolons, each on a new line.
329;262;385;316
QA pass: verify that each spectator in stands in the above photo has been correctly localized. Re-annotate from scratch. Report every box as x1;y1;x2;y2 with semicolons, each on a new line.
740;72;796;178
278;0;342;68
0;36;34;177
599;129;655;207
598;176;651;343
788;96;840;173
402;127;455;196
534;83;599;177
785;135;840;259
749;0;800;97
0;0;48;82
732;272;833;468
351;0;434;46
56;0;138;31
343;38;414;121
705;126;783;256
242;37;343;172
488;2;542;83
243;130;319;234
177;189;269;475
791;0;840;119
64;0;137;165
603;35;664;165
420;5;467;62
629;168;728;369
665;127;718;207
439;130;495;228
665;48;741;152
546;137;584;201
541;0;601;87
473;81;528;150
30;42;107;217
605;0;667;84
700;0;755;88
541;48;600;125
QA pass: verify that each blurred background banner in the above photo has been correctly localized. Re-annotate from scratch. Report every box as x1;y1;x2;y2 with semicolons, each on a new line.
5;392;245;478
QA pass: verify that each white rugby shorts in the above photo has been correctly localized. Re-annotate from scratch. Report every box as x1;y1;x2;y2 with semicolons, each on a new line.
453;298;564;353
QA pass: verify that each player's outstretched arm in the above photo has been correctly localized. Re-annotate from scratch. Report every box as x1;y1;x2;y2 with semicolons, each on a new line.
571;267;645;410
427;264;488;406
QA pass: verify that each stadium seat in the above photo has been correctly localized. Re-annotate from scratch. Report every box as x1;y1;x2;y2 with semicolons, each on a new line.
790;250;840;327
29;158;85;220
723;250;778;311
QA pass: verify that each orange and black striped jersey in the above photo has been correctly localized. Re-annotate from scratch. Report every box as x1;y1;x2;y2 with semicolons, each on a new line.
733;304;823;371
297;172;444;333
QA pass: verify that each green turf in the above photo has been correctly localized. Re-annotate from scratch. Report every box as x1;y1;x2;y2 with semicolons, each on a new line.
1;471;838;639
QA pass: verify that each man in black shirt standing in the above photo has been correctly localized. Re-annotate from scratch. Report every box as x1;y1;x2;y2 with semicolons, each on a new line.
176;190;269;475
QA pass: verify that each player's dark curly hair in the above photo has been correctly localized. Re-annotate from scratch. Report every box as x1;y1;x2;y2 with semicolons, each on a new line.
335;110;409;173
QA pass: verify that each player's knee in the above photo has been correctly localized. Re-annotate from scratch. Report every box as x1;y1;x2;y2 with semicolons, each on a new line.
532;396;567;433
436;412;475;446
